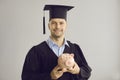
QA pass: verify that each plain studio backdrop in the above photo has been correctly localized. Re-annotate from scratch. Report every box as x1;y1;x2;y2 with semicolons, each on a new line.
0;0;120;80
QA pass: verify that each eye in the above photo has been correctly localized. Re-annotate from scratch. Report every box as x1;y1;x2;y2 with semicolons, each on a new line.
51;21;56;25
60;22;64;25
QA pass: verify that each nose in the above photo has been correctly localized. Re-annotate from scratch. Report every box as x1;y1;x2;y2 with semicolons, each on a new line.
56;23;60;29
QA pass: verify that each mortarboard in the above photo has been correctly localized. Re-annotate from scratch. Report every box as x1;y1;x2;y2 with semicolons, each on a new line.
43;5;74;34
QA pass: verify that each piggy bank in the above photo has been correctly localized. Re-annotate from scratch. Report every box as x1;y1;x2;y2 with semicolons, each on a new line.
58;53;75;69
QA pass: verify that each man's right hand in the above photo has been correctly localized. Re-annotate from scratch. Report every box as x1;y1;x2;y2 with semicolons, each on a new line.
50;65;67;80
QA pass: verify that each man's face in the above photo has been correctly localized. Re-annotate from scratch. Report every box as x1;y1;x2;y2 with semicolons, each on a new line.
48;18;67;38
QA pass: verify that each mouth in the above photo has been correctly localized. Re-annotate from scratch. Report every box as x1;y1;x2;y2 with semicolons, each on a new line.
54;29;62;33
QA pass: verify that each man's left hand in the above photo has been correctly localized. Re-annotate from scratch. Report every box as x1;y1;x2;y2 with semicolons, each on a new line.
67;62;80;74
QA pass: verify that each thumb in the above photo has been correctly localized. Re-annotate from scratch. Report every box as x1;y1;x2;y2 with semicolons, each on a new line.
62;68;67;72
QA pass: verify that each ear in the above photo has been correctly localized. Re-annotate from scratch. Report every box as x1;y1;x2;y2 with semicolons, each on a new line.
48;22;50;29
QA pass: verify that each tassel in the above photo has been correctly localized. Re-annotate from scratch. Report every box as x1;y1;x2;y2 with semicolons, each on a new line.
43;16;45;34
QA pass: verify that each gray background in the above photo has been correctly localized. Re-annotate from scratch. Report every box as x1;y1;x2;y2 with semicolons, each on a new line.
0;0;120;80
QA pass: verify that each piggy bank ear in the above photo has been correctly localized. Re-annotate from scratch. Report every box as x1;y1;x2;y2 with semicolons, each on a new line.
70;53;74;57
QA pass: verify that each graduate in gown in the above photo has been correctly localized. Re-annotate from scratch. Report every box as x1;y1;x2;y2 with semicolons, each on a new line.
22;5;92;80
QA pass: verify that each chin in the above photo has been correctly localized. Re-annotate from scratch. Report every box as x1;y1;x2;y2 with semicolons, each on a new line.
53;34;63;38
54;35;62;38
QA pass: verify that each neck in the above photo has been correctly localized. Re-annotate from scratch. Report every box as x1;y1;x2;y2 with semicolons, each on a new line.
50;36;65;47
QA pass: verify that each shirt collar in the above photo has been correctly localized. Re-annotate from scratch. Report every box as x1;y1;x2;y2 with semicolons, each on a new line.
46;37;69;48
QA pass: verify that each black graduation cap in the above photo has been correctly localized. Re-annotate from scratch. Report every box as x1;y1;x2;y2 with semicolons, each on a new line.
43;5;74;34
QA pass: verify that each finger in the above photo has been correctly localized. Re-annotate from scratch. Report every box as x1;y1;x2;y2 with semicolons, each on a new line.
56;66;63;71
62;68;67;72
54;65;61;70
58;68;62;71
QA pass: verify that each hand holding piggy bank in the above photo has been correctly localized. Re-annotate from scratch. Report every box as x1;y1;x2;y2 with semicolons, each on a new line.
58;53;75;70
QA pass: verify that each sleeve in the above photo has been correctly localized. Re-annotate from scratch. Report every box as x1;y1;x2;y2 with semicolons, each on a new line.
74;44;92;80
21;46;51;80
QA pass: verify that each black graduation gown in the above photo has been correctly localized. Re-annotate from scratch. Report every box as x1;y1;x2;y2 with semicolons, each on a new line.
21;41;92;80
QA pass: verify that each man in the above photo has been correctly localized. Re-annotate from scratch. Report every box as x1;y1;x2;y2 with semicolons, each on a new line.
22;5;92;80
